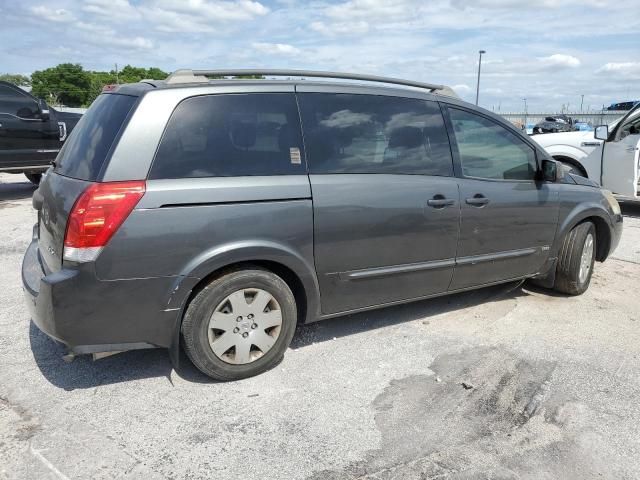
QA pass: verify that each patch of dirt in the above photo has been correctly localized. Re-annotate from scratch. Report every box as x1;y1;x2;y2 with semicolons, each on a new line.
308;347;617;480
0;395;41;443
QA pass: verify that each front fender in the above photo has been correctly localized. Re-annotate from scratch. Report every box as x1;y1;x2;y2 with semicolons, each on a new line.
544;144;588;162
552;200;617;260
166;239;321;322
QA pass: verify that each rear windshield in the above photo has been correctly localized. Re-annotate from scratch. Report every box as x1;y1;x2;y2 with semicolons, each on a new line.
54;93;136;180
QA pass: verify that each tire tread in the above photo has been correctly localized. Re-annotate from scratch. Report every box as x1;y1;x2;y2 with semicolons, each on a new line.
554;222;595;295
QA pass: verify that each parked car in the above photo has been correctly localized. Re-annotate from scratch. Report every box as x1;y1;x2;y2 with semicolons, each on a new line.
532;103;640;199
532;115;575;135
573;121;593;132
607;101;639;111
0;81;82;184
23;69;623;381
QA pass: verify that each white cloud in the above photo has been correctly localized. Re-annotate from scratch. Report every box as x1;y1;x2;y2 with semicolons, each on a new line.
146;0;269;23
451;0;608;8
5;0;639;111
310;21;370;36
325;0;416;21
596;62;640;78
29;6;75;23
452;84;472;95
81;0;268;33
82;0;141;21
538;54;581;69
252;42;301;56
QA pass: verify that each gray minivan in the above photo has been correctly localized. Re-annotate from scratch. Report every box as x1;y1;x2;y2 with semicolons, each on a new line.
22;69;623;380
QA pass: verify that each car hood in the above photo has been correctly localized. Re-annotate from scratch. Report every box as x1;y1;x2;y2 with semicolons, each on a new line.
531;129;595;147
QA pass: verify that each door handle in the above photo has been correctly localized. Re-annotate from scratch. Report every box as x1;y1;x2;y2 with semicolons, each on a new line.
626;146;638;153
465;195;489;206
427;197;455;208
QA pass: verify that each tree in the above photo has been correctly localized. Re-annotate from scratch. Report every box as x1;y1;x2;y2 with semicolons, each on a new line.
0;73;31;87
31;63;92;107
87;71;117;105
114;65;168;84
28;63;169;106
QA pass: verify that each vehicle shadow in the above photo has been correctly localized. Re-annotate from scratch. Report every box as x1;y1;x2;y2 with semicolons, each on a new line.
620;201;640;219
291;280;530;348
30;280;531;390
0;176;36;202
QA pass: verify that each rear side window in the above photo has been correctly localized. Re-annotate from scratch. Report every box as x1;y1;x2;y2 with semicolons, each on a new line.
448;107;537;181
55;94;136;180
298;93;453;176
149;93;305;179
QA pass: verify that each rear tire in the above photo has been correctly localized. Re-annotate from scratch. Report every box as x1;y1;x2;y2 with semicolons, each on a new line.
25;173;42;185
181;267;297;381
554;222;596;295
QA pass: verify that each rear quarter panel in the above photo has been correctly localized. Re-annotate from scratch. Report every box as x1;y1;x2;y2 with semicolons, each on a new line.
94;176;320;319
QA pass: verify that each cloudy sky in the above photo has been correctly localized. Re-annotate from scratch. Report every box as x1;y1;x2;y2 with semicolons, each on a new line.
1;0;638;111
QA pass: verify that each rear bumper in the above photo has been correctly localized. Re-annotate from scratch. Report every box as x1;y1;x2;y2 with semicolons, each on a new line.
22;238;179;354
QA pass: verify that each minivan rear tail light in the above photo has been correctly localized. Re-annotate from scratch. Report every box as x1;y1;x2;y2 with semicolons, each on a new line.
63;181;146;262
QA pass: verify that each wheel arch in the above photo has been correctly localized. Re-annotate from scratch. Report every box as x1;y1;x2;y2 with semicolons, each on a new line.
187;260;311;328
552;155;588;178
165;242;320;368
167;240;320;324
555;207;613;263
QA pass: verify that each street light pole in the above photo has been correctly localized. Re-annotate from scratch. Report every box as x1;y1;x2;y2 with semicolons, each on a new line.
523;98;528;131
475;50;486;106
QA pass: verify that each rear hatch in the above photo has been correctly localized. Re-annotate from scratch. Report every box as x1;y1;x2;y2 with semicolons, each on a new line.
35;93;138;273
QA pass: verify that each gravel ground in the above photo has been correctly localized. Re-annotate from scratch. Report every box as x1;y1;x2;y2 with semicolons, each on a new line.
1;172;639;480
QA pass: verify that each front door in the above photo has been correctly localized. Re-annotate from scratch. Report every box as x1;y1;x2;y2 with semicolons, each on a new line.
298;91;461;314
0;84;59;168
602;109;640;198
445;106;559;290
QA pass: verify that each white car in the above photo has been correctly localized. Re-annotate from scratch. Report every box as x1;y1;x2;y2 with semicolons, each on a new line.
532;105;640;199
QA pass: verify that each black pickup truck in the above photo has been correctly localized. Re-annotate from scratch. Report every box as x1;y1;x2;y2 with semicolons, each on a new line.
0;81;82;184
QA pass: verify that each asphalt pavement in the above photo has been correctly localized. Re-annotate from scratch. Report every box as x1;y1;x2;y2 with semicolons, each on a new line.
1;173;639;480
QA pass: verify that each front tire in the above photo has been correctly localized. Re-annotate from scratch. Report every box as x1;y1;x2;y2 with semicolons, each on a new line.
25;173;42;185
181;267;297;381
554;222;596;295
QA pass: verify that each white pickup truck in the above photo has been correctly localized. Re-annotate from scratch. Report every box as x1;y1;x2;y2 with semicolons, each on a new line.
532;104;640;199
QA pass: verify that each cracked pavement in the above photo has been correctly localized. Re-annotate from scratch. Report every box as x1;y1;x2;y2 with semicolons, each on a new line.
1;173;640;479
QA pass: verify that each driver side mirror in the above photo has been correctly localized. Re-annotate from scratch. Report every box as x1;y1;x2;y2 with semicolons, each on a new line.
541;159;560;182
37;98;50;120
594;125;608;141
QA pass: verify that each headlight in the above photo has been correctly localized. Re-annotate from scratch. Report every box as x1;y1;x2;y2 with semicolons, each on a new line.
603;190;621;215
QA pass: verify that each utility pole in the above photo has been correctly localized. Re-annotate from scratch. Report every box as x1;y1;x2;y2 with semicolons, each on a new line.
475;50;486;106
115;63;119;84
580;94;584;113
523;98;528;131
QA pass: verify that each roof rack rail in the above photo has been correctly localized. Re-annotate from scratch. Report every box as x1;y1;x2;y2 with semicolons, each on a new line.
165;69;457;96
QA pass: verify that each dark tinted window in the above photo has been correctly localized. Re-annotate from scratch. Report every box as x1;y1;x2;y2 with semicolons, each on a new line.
55;93;136;180
448;108;537;181
149;93;305;179
0;85;39;118
298;93;453;176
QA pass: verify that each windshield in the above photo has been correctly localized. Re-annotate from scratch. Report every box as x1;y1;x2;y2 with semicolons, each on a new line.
54;94;137;181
